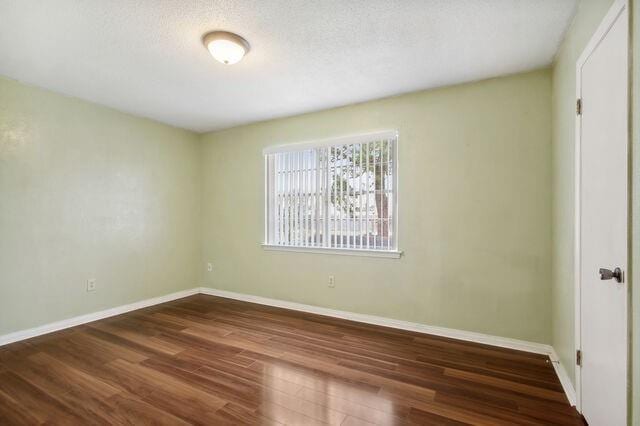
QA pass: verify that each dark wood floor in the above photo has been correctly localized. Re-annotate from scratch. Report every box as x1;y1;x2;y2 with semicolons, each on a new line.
0;294;582;425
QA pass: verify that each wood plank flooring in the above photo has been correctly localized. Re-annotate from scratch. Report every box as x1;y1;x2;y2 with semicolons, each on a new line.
0;294;583;425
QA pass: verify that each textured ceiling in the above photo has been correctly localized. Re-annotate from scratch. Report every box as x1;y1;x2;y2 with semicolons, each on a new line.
0;0;576;132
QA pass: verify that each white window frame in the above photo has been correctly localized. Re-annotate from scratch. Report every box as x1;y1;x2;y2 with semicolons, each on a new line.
262;130;401;258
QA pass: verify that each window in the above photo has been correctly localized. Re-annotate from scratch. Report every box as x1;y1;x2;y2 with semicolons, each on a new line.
263;130;399;257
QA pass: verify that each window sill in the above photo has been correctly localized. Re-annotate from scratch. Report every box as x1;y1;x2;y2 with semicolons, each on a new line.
261;244;403;259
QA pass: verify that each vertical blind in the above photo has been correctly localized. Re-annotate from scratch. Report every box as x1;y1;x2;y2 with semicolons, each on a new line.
264;131;397;251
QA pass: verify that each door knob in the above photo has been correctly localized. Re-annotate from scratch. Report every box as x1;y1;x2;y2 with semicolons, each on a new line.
599;267;623;283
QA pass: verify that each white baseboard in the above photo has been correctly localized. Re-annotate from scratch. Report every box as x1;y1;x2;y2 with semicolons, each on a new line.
201;287;577;406
200;287;551;353
0;284;577;407
548;348;577;407
0;287;200;347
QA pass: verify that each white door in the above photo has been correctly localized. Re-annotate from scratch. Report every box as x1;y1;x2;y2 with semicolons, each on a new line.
576;1;628;425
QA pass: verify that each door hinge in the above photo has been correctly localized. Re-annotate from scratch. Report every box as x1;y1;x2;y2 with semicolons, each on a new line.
576;98;582;115
576;349;582;366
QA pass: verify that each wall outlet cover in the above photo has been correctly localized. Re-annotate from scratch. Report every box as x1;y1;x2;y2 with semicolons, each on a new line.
87;279;97;292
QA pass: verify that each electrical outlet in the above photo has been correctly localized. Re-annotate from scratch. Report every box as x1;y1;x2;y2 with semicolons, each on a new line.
328;275;335;288
207;262;213;272
87;278;97;292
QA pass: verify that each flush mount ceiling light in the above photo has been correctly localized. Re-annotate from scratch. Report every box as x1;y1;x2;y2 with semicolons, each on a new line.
203;31;250;65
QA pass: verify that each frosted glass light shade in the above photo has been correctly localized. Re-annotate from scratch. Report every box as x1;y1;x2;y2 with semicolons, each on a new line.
203;31;250;65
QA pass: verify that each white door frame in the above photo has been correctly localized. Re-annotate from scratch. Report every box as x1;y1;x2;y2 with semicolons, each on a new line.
573;0;630;414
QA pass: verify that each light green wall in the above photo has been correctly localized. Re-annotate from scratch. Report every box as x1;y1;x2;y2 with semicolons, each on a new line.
200;69;553;343
0;53;553;347
632;0;639;423
550;0;615;386
0;76;202;335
